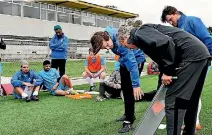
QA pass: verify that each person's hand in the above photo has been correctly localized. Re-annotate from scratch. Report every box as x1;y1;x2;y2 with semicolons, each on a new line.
161;74;172;85
93;73;99;78
89;73;94;78
133;87;144;101
115;84;121;89
52;85;57;91
23;82;34;87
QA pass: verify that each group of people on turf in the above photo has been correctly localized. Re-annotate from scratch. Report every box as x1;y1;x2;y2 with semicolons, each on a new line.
90;6;212;135
10;5;212;135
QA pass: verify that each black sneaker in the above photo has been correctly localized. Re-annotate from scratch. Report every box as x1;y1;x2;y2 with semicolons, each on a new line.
24;97;31;102
89;86;95;91
118;122;133;133
31;95;39;101
116;115;126;122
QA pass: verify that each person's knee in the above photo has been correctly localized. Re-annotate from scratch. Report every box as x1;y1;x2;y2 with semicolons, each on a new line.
62;74;69;80
34;86;40;91
100;72;106;79
14;87;23;94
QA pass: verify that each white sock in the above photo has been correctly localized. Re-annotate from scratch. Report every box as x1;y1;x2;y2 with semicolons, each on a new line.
124;121;130;124
33;91;38;96
22;92;28;98
196;98;201;125
100;79;104;83
86;77;94;86
67;88;73;92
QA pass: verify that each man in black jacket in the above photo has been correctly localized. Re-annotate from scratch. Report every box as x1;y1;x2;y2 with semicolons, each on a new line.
115;24;211;135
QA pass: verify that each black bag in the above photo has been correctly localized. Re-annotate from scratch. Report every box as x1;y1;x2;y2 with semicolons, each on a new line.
0;38;6;50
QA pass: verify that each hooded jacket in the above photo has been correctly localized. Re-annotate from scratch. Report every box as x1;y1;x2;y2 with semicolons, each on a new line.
104;26;140;88
177;14;212;55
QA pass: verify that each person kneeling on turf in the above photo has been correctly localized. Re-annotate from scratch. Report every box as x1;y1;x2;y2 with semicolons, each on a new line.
97;68;122;101
39;60;74;96
11;60;42;102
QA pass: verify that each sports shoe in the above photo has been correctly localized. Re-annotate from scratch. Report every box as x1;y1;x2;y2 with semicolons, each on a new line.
105;91;112;99
96;96;106;102
118;121;133;133
24;96;31;102
89;86;95;91
31;95;39;101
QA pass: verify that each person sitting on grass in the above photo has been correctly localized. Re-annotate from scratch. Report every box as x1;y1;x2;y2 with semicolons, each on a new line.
11;60;42;102
82;48;106;92
39;60;75;96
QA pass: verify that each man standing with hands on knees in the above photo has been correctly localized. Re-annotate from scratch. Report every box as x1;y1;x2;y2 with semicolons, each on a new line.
90;26;144;133
161;6;212;129
91;24;211;135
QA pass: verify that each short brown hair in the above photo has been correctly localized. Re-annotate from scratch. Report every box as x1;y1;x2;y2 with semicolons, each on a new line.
161;6;178;23
90;31;110;55
88;48;94;53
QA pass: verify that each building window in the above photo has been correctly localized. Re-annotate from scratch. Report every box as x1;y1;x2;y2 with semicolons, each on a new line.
47;4;56;21
72;14;81;24
23;1;40;19
12;2;21;16
113;22;120;28
41;3;47;20
82;12;95;26
47;10;55;21
96;15;108;28
57;6;69;23
58;12;69;23
70;10;81;24
0;1;12;15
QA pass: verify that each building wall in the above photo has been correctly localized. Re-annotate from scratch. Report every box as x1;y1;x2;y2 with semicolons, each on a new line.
0;14;104;40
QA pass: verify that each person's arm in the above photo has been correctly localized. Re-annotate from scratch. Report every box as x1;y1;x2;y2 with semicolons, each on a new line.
134;25;176;76
11;72;23;87
49;36;58;50
11;72;33;87
32;71;43;86
122;50;140;88
52;69;60;91
49;36;68;51
189;18;212;55
56;36;69;51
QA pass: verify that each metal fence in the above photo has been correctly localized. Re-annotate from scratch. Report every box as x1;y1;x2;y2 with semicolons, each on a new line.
0;36;115;80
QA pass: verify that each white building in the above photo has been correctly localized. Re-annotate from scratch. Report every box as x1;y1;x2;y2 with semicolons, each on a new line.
0;0;138;60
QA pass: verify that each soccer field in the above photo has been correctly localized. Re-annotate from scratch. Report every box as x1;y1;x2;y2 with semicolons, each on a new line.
0;70;211;135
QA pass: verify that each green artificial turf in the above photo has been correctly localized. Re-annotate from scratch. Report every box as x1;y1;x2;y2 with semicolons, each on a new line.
0;70;212;135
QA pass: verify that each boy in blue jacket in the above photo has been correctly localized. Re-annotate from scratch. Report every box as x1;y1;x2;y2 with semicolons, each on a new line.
161;6;212;130
49;25;69;78
90;26;145;133
11;60;42;102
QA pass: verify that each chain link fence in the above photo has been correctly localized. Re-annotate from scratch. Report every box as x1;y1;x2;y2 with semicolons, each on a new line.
0;35;115;84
